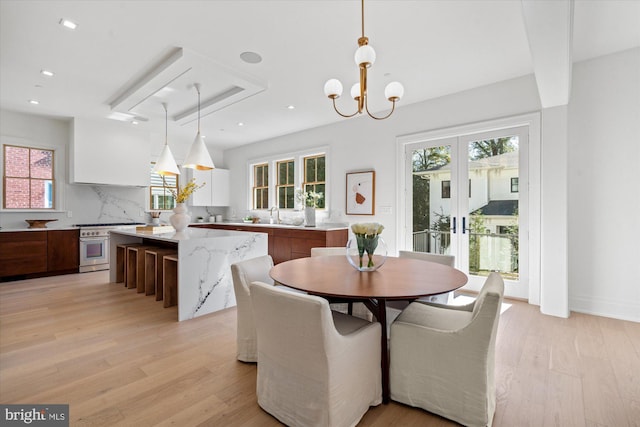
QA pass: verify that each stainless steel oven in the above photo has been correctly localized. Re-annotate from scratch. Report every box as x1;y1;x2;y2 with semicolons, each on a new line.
77;223;143;272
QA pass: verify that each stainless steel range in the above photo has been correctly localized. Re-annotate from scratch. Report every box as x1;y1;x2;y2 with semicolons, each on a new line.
76;223;143;272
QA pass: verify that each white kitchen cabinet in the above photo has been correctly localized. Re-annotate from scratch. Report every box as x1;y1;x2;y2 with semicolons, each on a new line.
70;118;151;186
189;168;230;206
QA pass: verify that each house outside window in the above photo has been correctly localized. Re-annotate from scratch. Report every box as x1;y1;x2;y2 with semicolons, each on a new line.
3;144;54;209
149;163;177;210
303;154;325;208
511;177;519;193
276;159;295;209
253;163;269;209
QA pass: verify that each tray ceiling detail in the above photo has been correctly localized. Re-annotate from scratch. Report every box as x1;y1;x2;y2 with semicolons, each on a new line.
107;46;267;126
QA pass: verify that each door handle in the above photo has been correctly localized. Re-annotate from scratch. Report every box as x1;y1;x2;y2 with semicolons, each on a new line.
462;217;466;234
452;217;457;234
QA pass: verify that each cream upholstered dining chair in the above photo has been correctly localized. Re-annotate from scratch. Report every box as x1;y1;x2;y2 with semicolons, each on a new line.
389;272;505;427
249;280;382;427
310;247;372;321
230;255;275;362
398;250;455;304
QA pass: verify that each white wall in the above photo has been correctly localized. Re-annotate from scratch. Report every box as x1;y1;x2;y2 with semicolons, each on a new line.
0;110;225;229
225;74;541;263
568;48;640;321
225;49;640;321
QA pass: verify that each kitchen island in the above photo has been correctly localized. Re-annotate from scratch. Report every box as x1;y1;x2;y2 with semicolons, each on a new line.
110;227;268;321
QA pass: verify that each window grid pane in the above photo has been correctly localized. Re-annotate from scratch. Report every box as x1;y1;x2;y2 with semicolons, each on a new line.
303;154;326;209
3;144;55;209
276;160;294;209
149;163;177;210
253;163;269;209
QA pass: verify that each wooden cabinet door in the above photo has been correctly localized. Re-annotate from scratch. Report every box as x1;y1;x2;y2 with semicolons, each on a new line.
47;230;79;272
0;232;48;277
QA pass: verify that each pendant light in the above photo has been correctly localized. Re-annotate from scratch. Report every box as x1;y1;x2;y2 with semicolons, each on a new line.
152;103;180;176
183;83;215;170
324;0;404;120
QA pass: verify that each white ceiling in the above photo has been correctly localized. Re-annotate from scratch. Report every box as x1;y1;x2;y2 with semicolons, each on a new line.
1;0;638;151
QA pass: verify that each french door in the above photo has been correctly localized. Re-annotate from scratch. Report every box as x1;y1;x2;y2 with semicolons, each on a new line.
404;126;529;298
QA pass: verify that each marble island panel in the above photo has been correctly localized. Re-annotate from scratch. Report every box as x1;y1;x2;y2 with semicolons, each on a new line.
110;227;268;321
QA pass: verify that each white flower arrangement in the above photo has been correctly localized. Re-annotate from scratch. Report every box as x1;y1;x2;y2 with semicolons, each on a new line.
295;188;324;208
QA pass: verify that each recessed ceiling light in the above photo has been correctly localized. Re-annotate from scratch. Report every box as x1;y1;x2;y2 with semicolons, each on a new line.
287;105;295;110
29;100;39;105
59;18;77;30
41;69;54;77
240;51;262;64
132;121;139;125
237;122;244;127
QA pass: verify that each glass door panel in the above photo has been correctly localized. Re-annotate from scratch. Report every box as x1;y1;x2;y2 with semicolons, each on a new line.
406;138;458;256
405;125;529;296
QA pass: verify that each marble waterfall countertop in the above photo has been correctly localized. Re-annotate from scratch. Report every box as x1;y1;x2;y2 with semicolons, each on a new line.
109;227;268;321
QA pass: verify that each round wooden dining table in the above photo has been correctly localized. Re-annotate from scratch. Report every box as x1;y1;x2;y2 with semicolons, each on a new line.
269;255;468;403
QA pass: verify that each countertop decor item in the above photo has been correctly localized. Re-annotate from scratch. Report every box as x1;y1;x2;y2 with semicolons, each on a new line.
346;222;386;271
25;219;58;228
296;189;323;228
170;203;190;232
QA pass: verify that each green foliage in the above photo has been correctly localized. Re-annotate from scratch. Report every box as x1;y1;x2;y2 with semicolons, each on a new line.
468;137;518;160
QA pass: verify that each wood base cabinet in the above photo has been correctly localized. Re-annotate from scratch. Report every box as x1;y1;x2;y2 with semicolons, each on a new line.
1;229;80;281
190;224;348;264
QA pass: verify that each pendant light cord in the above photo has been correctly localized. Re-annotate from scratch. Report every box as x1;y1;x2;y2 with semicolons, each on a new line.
361;0;365;38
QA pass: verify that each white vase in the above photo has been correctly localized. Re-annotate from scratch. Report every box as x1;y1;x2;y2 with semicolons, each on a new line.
169;203;190;232
304;206;316;227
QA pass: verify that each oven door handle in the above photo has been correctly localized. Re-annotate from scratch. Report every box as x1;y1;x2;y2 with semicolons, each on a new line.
80;236;109;241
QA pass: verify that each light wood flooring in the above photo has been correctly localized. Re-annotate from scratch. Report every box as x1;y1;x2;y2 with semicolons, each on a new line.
1;271;638;426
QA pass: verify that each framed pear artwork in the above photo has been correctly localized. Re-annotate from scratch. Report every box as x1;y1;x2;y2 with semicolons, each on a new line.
346;171;375;215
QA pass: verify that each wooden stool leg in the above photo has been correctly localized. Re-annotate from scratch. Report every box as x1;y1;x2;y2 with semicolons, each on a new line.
145;252;156;296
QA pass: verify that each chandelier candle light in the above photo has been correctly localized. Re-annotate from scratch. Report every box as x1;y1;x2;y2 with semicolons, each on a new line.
324;0;404;120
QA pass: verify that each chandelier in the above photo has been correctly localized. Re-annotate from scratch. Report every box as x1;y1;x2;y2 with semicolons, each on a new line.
323;0;404;120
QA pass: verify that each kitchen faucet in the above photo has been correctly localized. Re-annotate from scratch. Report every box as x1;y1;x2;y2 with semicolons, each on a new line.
269;206;280;224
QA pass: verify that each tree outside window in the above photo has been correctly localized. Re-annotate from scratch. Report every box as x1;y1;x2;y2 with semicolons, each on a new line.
149;163;177;210
277;160;295;209
253;163;269;209
3;144;54;209
303;154;325;209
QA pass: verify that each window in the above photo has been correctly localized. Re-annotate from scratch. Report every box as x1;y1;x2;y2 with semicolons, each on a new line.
441;180;451;199
277;160;295;209
253;163;269;209
511;177;519;193
3;144;54;209
149;163;177;210
303;154;325;208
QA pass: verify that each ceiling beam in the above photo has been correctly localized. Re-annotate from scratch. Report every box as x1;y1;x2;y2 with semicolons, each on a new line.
521;0;574;108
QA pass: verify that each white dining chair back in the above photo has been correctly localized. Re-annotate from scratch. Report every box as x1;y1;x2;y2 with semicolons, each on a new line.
249;281;382;427
398;250;455;304
230;255;274;362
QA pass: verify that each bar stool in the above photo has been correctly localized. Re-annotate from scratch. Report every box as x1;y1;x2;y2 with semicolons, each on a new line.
126;245;157;292
144;248;177;298
163;255;179;308
116;243;143;284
